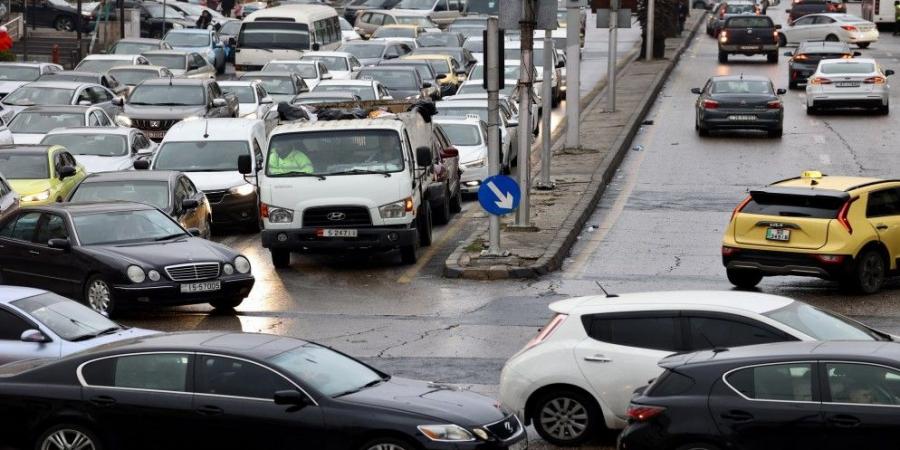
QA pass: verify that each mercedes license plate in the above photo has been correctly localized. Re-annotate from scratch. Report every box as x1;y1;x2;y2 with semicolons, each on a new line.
766;228;790;241
508;440;528;450
147;130;166;139
318;229;358;238
180;280;221;293
728;115;757;121
836;81;860;88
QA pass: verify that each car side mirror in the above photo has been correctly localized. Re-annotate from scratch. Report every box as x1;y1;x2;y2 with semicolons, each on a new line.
322;73;333;80
182;198;199;210
133;159;151;170
47;238;71;250
887;69;896;76
853;51;862;56
776;88;787;95
690;87;702;94
555;60;565;68
422;82;432;88
441;147;458;158
274;389;312;406
260;96;274;104
20;329;50;343
784;51;793;56
238;154;253;174
187;227;202;237
435;73;447;80
212;98;227;107
415;146;432;168
312;43;321;51
775;24;782;29
59;165;76;179
112;97;124;106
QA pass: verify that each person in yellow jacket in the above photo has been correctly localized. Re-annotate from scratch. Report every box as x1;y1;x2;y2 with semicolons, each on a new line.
268;144;314;175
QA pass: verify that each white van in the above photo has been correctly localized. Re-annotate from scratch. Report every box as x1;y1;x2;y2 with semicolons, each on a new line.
235;4;342;74
239;106;437;268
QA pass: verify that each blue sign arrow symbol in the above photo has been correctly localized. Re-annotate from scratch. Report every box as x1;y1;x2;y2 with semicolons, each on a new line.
478;175;520;216
487;180;514;209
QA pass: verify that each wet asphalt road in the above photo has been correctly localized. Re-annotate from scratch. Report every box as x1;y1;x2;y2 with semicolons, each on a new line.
112;6;900;449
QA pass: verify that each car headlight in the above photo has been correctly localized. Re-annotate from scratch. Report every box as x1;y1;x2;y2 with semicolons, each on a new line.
463;157;486;169
417;424;475;442
228;183;255;196
234;256;251;274
267;206;294;223
126;265;146;283
21;190;50;203
115;115;131;127
472;428;489;440
223;263;234;275
172;22;184;29
147;270;161;281
379;197;414;219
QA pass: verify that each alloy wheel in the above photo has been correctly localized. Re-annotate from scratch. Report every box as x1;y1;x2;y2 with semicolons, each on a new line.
539;396;589;441
860;252;885;293
41;428;96;450
87;279;111;314
365;444;407;450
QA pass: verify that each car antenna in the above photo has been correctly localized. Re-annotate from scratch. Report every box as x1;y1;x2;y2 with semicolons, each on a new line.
203;119;210;139
594;281;618;298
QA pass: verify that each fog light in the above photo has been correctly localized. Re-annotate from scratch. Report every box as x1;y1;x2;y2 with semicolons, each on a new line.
387;232;399;242
277;233;288;242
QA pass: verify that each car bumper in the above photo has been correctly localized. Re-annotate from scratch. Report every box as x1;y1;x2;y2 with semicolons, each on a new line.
209;191;258;225
807;88;889;107
847;31;878;43
617;422;665;450
719;43;778;53
700;110;782;130
112;276;255;307
261;225;417;251
789;63;817;84
723;248;854;279
460;165;488;194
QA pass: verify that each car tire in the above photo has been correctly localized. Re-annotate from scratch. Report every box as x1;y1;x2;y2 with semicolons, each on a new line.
850;249;886;294
271;249;290;268
718;51;728;63
359;437;416;450
697;119;710;136
449;185;463;213
879;102;890;115
726;268;762;289
858;42;871;49
419;202;433;247
35;423;103;450
676;444;722;450
825;34;839;42
84;274;118;317
531;388;602;447
399;241;418;264
807;103;819;115
768;127;783;138
778;33;787;47
210;297;243;310
53;16;74;32
434;184;452;225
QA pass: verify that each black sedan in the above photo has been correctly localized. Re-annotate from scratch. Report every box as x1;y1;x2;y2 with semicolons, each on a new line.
620;340;900;450
66;170;213;239
786;41;859;89
692;75;785;138
0;331;527;450
0;202;253;316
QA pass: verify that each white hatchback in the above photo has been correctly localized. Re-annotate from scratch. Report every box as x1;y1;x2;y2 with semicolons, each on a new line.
499;290;893;446
806;57;893;115
780;13;878;48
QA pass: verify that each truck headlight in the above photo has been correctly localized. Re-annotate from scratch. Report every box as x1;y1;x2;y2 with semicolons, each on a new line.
417;424;475;442
126;265;146;283
228;183;255;196
267;206;294;223
115;115;131;127
379;197;414;219
234;256;251;274
21;190;50;202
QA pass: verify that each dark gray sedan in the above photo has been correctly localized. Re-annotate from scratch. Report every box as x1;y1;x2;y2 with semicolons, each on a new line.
692;75;785;138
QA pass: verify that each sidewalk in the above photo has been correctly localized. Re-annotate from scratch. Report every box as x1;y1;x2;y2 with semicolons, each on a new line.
445;12;706;279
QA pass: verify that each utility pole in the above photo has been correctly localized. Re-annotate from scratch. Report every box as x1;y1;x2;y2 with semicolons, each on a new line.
515;0;534;228
484;17;504;256
646;0;654;61
564;0;580;149
536;29;554;189
607;0;618;111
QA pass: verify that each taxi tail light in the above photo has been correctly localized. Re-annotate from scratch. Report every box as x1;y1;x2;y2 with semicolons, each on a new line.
522;314;567;352
836;197;857;234
815;254;846;264
626;405;666;422
260;202;270;219
702;99;719;109
809;77;832;85
767;100;782;109
731;195;751;221
722;246;740;256
864;76;886;84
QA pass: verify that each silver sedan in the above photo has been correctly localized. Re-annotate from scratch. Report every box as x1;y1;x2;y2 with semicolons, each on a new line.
806;58;894;115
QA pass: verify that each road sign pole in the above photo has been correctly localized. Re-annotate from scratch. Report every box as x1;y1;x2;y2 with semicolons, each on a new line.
565;1;580;150
536;29;554;189
607;0;618;111
646;0;654;61
485;17;503;256
515;0;534;227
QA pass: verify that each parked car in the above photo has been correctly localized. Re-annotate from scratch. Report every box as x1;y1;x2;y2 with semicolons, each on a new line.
74;54;151;74
435;100;517;171
0;81;120;123
106;37;173;54
141;50;217;78
0;144;86;205
261;60;332;90
500;290;893;446
692;75;785;137
38;70;128;96
0;172;18;219
107;65;175;94
238;72;310;103
785;40;858;88
402;53;466;96
313;79;393;100
300;51;362;80
806;58;892;115
355;66;433;100
377;58;443;99
66;170;213;239
427;119;461;224
164;28;227;74
339;40;414;66
780;13;877;48
8;105;115;144
41;127;156;173
0;62;63;100
718;15;781;63
0;286;158;365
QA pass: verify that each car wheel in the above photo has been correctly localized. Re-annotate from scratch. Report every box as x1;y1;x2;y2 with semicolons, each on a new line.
271;249;290;268
210;297;243;310
359;437;415;450
53;16;74;31
449;185;463;213
399;240;418;264
879;102;890;115
852;249;886;294
807;103;819;115
531;388;602;446
858;42;871;49
434;184;452;225
768;127;783;138
778;33;787;47
767;51;778;63
825;34;839;42
85;275;117;317
36;423;103;450
718;51;728;63
726;268;762;289
697;119;710;137
676;444;722;450
418;202;433;247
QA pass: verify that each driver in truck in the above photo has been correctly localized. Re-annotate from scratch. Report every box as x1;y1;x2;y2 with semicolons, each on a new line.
269;142;314;175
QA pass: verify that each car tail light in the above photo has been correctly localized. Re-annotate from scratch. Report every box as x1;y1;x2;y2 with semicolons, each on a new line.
703;99;719;109
767;100;782;109
260;202;269;219
865;76;886;84
815;254;846;264
773;31;779;41
840;24;858;31
809;77;832;85
722;246;740;256
522;314;567;352
793;54;808;61
626;405;666;422
837;197;857;234
731;195;751;221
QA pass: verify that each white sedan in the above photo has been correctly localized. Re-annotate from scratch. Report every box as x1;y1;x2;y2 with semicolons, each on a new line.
780;13;878;48
499;290;893;447
806;58;893;115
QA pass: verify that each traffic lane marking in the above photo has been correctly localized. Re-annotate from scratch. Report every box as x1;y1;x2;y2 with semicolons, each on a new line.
397;210;473;284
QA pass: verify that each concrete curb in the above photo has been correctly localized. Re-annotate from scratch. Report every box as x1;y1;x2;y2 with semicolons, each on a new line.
445;13;706;280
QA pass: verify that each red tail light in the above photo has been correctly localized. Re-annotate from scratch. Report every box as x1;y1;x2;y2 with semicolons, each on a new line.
702;99;719;109
840;24;857;31
260;202;270;219
809;77;832;85
836;197;857;234
731;195;751;221
627;405;666;422
523;314;567;352
767;100;782;109
864;76;886;84
722;246;740;256
815;254;846;264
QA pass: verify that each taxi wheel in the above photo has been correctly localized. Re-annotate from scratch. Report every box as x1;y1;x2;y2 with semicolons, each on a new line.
851;250;886;294
726;269;762;289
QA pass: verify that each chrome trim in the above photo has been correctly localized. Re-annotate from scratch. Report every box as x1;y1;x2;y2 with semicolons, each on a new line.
721;360;820;405
114;285;173;291
164;262;220;282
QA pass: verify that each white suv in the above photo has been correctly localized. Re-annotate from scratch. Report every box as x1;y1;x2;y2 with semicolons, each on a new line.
499;290;891;446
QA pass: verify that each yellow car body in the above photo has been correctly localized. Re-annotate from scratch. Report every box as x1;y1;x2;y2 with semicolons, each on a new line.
372;24;424;40
722;171;900;293
0;145;86;205
400;53;465;94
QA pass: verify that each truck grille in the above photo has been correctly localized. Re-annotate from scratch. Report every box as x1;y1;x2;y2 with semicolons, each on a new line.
133;119;179;130
303;206;372;227
165;263;220;281
204;190;227;204
484;415;522;440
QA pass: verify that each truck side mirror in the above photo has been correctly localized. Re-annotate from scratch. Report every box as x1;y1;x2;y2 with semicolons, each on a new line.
415;146;432;168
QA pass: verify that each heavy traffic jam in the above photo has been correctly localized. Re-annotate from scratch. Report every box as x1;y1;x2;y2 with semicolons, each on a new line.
0;0;897;449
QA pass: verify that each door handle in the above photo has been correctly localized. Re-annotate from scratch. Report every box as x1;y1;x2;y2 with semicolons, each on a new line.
28;250;39;256
828;414;861;427
196;405;224;416
877;224;889;230
583;354;613;363
89;395;117;407
720;410;754;422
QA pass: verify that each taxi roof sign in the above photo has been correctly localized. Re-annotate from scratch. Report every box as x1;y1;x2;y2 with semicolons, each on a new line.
801;170;823;179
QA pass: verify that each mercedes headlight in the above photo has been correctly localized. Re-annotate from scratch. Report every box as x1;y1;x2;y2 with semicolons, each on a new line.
234;256;251;274
126;265;146;283
115;115;131;127
379;197;414;219
267;207;293;224
228;183;255;196
417;424;475;442
21;190;50;203
147;270;161;281
223;263;234;275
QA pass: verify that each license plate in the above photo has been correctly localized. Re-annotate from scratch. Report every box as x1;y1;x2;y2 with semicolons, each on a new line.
766;228;791;241
836;82;860;88
317;229;358;237
728;115;757;121
180;280;221;293
508;440;527;450
740;45;758;50
147;130;166;139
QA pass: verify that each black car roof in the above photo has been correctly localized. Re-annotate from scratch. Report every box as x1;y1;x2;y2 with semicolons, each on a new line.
79;331;311;360
18;201;156;215
661;341;900;370
80;170;180;184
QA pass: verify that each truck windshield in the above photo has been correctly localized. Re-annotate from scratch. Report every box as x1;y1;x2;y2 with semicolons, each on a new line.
239;22;310;50
267;129;404;177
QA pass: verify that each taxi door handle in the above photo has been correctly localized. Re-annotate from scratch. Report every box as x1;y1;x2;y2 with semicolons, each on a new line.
584;354;613;363
877;224;889;230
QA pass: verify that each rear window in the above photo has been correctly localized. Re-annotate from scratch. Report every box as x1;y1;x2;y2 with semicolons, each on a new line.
742;191;846;218
648;370;695;397
820;62;875;74
726;17;773;28
725;3;756;13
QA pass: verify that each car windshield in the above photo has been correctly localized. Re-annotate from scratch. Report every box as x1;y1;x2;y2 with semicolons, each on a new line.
0;153;49;179
111;41;159;54
145;3;186;18
422;59;450;74
314;84;375;100
69;180;170;210
238;22;311;50
726;3;755;12
155;140;249;172
358;69;417;89
440;123;482;146
711;80;772;94
165;32;211;47
263;63;317;78
76;59;130;73
221;85;256;103
267;129;403;176
764;302;882;340
108;68;159;86
41;134;127;157
340;43;385;59
143;54;187;70
821;62;875;74
395;16;436;27
268;343;384;397
302;55;349;71
243;76;295;95
129;85;204;105
387;63;432;80
219;21;241;35
73;209;187;245
9;112;84;133
11;292;122;341
418;33;458;47
0;66;41;81
463;39;483;53
396;0;432;8
374;27;415;39
466;0;498;14
2;87;74;106
457;82;515;96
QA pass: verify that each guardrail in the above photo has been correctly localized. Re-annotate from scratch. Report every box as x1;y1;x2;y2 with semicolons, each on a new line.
4;13;22;41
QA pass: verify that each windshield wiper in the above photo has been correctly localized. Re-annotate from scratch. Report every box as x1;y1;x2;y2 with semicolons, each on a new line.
70;326;121;342
272;171;326;180
325;169;392;177
332;378;386;398
155;232;187;241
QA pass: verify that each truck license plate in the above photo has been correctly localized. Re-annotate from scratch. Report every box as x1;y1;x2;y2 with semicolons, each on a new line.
728;115;757;121
180;281;221;293
766;228;790;241
317;229;358;237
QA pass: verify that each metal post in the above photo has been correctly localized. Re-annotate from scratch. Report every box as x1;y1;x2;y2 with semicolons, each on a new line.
646;0;654;61
564;2;580;150
119;0;125;39
485;17;503;256
536;29;554;189
76;0;81;59
607;0;618;111
515;0;534;227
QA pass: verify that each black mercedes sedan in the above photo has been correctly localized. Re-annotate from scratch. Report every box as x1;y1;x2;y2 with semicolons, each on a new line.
619;341;900;450
692;75;786;138
0;202;253;316
0;331;527;450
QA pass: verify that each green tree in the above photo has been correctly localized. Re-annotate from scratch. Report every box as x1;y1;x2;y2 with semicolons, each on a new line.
637;0;682;58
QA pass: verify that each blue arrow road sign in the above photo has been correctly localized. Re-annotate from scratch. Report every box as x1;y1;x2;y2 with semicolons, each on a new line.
478;175;521;216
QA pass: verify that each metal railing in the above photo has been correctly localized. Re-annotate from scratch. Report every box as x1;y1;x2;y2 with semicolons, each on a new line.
4;13;22;41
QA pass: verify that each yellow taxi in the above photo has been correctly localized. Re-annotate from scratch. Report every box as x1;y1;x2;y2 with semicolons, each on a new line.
0;145;86;205
401;53;466;96
723;171;900;294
